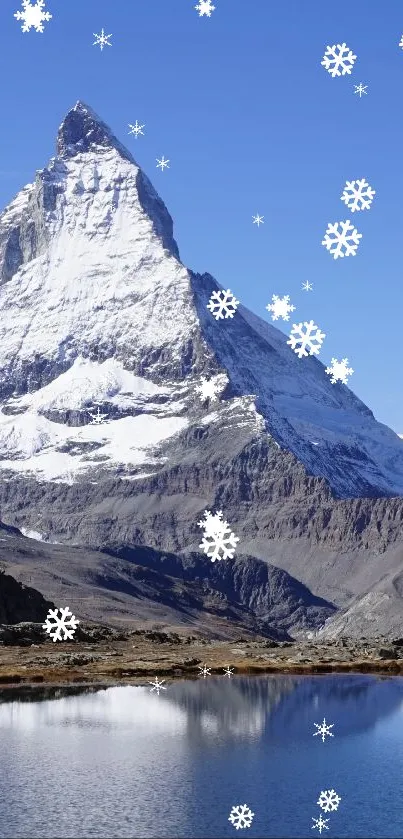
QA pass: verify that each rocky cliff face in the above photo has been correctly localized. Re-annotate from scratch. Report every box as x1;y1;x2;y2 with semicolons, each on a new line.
0;101;402;498
0;526;336;640
0;569;53;624
0;101;402;639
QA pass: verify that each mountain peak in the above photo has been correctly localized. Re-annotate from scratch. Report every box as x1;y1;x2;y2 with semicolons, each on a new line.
0;102;402;500
57;100;134;162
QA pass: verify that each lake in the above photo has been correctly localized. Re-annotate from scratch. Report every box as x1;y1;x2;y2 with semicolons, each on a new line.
0;673;402;838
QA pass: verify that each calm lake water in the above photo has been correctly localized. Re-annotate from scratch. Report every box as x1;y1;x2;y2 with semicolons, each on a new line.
0;673;402;838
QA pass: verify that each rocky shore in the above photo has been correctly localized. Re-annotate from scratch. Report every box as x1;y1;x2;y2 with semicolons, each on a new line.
0;623;403;689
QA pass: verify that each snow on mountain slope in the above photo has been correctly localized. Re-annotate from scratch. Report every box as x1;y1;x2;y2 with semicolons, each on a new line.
11;357;177;412
0;409;188;482
0;100;402;497
187;272;403;496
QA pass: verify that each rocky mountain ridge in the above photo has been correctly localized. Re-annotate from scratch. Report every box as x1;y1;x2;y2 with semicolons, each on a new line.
0;101;402;640
0;521;336;640
0;101;402;496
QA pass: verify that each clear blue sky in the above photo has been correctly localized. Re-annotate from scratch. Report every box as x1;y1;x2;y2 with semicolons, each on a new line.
1;0;403;431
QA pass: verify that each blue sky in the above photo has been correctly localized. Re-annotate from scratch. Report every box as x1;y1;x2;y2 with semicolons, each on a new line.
1;0;403;431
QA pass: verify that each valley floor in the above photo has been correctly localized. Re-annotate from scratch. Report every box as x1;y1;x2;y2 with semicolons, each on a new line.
0;628;402;687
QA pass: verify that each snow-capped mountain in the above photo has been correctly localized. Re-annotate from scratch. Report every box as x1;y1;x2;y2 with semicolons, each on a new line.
0;102;401;498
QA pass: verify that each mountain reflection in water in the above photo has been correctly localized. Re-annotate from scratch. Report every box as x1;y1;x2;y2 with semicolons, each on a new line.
0;674;402;838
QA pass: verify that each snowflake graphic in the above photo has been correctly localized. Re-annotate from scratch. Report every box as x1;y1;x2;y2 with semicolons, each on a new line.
198;509;227;538
325;358;354;385
195;376;222;403
87;406;108;425
266;294;296;322
322;220;362;259
313;718;334;742
93;29;112;50
223;666;234;677
341;178;375;212
228;805;255;830
199;525;240;562
42;607;80;642
195;0;216;16
252;214;264;226
399;35;403;49
354;83;367;97
156;156;170;171
312;815;329;834
14;0;52;32
287;321;326;358
317;790;341;813
149;677;166;694
198;664;211;678
198;510;239;562
302;281;313;291
207;289;240;320
128;121;145;138
321;43;357;77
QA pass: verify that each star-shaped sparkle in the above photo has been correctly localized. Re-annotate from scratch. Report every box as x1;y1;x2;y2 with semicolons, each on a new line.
312;815;329;834
354;83;367;97
223;666;234;677
252;214;264;226
302;281;313;291
128;121;145;138
156;156;170;171
313;717;334;742
198;664;211;678
149;677;166;694
93;28;112;50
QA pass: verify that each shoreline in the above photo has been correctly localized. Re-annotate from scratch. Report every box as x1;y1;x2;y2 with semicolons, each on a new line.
1;629;403;689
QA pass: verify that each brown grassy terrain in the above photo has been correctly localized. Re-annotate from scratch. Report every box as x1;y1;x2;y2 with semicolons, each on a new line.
1;630;403;688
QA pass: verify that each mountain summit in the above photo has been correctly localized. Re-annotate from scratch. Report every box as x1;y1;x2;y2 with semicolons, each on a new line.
0;101;403;640
0;99;402;503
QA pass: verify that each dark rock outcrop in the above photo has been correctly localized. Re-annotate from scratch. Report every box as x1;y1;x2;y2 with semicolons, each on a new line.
0;571;54;625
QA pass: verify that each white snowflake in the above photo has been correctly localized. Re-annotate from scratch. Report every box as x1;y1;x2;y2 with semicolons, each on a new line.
340;178;375;212
321;43;357;77
313;717;334;742
354;83;367;97
195;376;222;403
322;220;362;259
87;406;108;425
14;0;52;32
128;121;145;138
198;510;239;562
93;29;112;50
149;677;166;694
302;281;313;291
198;664;211;678
266;294;296;322
252;214;264;226
156;156;170;171
207;289;240;320
317;790;341;813
325;357;354;385
223;666;234;677
195;0;216;17
399;35;403;49
199;522;239;562
197;509;227;538
312;815;329;834
42;607;80;642
228;805;255;830
287;321;326;358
